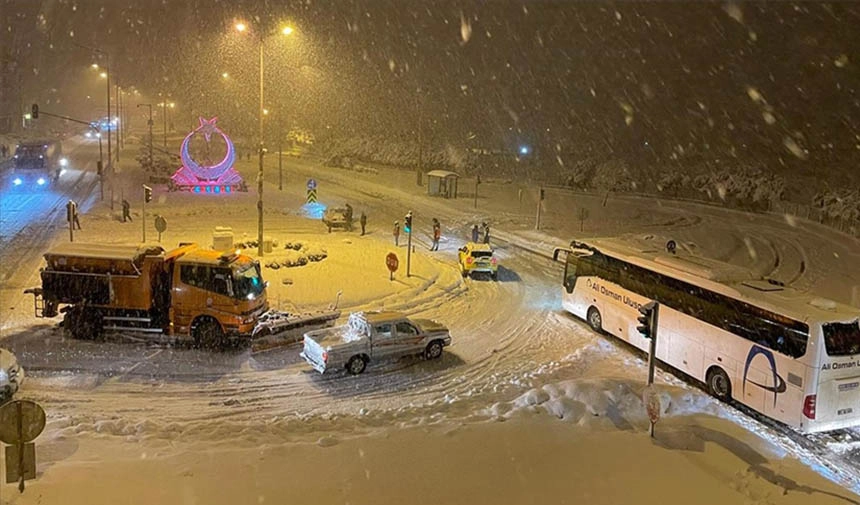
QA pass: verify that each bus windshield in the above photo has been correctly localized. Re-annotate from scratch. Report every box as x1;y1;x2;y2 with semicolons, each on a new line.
233;262;264;300
823;321;860;357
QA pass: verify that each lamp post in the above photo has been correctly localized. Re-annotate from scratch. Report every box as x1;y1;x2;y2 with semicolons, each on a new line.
235;21;294;257
137;103;154;170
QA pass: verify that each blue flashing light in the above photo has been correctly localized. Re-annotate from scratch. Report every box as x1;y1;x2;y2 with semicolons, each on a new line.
226;186;231;193
214;186;221;194
194;186;201;193
205;186;212;193
519;145;530;155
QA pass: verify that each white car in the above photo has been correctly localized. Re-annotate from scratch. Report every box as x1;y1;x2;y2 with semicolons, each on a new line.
0;349;24;403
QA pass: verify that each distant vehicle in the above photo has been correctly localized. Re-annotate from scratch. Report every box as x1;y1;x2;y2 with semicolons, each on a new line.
458;242;498;280
25;243;269;348
301;311;452;375
322;206;353;233
553;238;860;433
11;139;66;187
0;349;23;404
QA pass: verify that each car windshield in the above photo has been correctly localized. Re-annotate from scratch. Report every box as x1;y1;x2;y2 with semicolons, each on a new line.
232;262;264;299
823;321;860;357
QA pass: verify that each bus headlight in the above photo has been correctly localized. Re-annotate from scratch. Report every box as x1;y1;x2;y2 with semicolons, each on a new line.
59;158;68;167
37;177;46;185
12;178;22;186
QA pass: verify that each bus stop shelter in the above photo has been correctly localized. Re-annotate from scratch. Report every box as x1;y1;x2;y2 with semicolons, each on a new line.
426;170;460;199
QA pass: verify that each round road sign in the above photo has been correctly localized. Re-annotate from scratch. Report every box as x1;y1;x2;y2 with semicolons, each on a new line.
154;215;167;233
386;252;399;273
0;400;46;444
307;178;317;190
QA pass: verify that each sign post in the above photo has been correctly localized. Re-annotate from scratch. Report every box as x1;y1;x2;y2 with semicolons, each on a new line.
535;187;545;230
306;178;317;204
154;215;167;243
0;400;46;493
642;385;661;438
386;252;399;281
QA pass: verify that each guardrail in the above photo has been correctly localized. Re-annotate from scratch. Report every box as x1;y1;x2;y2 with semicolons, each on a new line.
538;184;860;240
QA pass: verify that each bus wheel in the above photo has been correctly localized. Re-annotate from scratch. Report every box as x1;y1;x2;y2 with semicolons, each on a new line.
193;317;224;349
707;367;732;401
586;307;603;333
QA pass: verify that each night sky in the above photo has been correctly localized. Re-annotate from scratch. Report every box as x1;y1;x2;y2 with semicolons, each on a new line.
3;1;860;180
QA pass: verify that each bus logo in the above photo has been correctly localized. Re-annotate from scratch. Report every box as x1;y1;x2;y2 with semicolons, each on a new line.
743;345;787;407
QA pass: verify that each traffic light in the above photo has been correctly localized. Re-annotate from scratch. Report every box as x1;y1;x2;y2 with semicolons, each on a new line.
143;185;153;203
31;104;39;119
404;212;413;234
637;301;658;339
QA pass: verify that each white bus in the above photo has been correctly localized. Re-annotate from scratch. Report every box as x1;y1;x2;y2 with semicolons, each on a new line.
553;238;860;433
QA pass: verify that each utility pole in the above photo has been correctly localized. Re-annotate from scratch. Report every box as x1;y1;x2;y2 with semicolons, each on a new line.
162;100;168;148
115;84;121;161
416;93;423;186
474;175;480;209
278;116;284;191
257;34;265;257
535;187;544;230
405;211;413;277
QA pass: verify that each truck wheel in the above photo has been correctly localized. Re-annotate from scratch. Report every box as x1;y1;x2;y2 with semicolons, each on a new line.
346;355;366;375
491;271;499;281
424;340;443;360
193;318;224;349
67;309;102;340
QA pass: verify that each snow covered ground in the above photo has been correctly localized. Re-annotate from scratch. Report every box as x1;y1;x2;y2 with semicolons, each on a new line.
1;138;859;502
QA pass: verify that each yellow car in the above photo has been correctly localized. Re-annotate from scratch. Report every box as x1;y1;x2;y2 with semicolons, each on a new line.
458;242;498;280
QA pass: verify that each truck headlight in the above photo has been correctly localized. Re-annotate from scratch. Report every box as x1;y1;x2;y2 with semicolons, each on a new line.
59;158;68;167
13;178;22;186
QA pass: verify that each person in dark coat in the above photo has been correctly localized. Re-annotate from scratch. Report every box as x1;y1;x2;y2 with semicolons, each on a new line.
359;212;367;235
122;199;132;222
431;218;441;251
482;222;490;244
471;224;480;243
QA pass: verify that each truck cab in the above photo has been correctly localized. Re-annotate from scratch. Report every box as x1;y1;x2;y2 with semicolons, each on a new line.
168;246;268;346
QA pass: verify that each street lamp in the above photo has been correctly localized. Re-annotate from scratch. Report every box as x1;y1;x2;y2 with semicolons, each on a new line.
234;20;295;256
221;72;229;79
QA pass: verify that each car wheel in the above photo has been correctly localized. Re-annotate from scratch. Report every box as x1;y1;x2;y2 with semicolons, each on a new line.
586;307;603;333
424;340;443;360
491;271;499;281
707;367;732;401
346;355;367;375
193;317;224;349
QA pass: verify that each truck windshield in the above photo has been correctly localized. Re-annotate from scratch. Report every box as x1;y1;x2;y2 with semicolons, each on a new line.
233;263;264;300
823;321;860;357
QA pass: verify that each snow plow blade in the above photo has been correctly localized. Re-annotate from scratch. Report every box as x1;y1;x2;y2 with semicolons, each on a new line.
250;310;341;353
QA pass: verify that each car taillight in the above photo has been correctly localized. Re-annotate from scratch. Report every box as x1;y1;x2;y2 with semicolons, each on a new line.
802;394;816;420
491;257;497;265
466;257;473;264
322;351;328;362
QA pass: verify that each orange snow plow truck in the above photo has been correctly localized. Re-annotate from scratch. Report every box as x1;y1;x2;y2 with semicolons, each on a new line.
25;243;268;347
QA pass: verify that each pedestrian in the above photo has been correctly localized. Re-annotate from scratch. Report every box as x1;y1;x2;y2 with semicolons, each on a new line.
483;222;491;244
471;224;480;243
393;220;401;246
73;210;82;230
359;212;367;236
122;199;132;222
0;144;6;159
431;218;441;251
